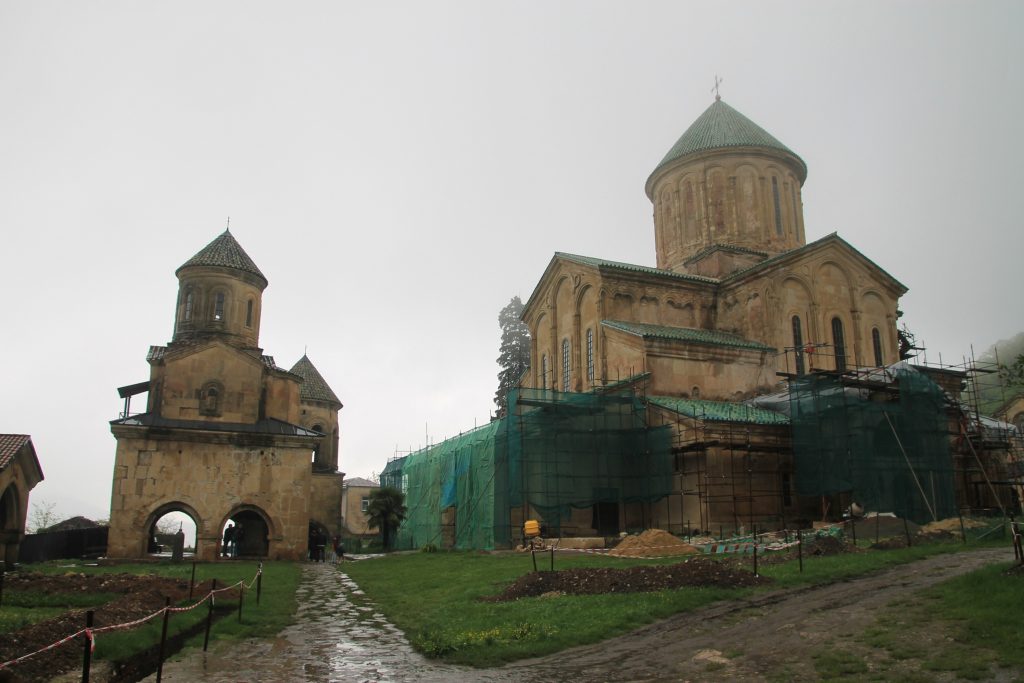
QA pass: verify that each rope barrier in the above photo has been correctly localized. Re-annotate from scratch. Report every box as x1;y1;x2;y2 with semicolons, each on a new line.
0;564;264;672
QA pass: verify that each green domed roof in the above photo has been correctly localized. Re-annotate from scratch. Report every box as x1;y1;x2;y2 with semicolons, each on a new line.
648;99;806;191
289;354;342;406
176;229;267;285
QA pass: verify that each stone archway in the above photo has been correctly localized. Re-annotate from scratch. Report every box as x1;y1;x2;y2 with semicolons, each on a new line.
221;505;273;559
142;501;203;558
1;484;21;565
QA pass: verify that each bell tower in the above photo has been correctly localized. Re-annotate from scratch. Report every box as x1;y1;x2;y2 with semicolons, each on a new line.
171;229;268;349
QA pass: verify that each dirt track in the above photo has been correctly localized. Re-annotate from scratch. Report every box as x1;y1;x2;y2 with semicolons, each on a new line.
511;547;1012;682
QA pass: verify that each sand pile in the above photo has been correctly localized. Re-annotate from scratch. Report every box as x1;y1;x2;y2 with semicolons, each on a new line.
608;529;699;558
919;517;987;534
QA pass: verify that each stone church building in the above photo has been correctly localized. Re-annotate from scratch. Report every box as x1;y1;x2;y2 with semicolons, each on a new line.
523;96;904;398
383;96;1018;549
107;231;344;561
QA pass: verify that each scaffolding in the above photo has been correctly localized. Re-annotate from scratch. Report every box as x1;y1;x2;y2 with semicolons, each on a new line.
652;398;792;536
380;378;674;550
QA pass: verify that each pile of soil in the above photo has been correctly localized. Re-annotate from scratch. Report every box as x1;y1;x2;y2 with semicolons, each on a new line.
0;572;230;683
486;556;769;601
608;529;699;558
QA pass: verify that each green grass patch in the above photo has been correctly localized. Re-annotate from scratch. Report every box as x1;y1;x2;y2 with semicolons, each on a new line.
812;649;869;679
10;560;301;665
846;559;1023;681
342;541;1007;667
0;587;121;634
922;561;1024;671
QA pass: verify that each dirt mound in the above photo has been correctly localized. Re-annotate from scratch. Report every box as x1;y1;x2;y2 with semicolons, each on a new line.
486;556;769;601
919;517;987;534
804;535;855;556
0;572;225;682
608;529;699;558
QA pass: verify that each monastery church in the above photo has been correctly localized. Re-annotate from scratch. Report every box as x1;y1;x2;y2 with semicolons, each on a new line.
107;231;344;561
380;96;975;549
523;95;903;398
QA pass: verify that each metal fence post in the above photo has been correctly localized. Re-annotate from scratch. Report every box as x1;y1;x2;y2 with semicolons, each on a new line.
81;610;94;683
156;597;170;683
203;579;216;652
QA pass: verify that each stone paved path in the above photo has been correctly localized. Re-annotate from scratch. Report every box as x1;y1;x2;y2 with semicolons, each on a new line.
146;560;514;682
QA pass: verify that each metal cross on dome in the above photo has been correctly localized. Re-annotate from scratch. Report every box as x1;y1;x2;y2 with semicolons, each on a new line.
712;75;723;101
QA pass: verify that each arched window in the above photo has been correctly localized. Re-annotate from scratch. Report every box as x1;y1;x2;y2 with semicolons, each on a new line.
199;381;224;416
772;176;783;236
213;292;225;322
832;317;847;372
792;315;805;375
245;299;254;327
586;329;594;382
184;291;194;322
541;354;548;390
561;339;570;392
691;386;700;399
872;328;884;367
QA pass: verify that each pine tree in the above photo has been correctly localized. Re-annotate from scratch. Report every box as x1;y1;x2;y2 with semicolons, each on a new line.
494;296;531;418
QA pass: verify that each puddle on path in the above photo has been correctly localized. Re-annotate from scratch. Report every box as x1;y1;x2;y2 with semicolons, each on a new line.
144;561;518;682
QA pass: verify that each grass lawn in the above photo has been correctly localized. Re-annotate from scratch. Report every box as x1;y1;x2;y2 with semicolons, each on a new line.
341;541;996;667
846;560;1024;680
9;560;302;665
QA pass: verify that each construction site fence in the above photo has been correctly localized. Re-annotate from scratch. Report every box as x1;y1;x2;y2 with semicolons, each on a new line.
0;562;264;682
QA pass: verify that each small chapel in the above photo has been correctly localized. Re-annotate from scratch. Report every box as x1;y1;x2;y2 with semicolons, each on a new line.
107;231;344;561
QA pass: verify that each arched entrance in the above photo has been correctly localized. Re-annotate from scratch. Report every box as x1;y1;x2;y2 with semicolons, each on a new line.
222;505;272;558
143;502;202;559
1;484;21;565
308;519;331;561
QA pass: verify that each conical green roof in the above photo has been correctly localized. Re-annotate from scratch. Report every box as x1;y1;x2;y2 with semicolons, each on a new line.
648;99;806;189
289;355;342;405
176;229;267;285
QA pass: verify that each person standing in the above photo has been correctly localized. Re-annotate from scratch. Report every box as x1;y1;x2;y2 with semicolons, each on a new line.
222;523;235;558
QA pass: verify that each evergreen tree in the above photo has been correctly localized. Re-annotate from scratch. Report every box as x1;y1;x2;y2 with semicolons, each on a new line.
494;296;531;418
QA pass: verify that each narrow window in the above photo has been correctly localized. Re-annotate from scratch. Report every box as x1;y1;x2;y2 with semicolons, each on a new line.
561;339;570;392
586;329;594;382
692;386;700;399
213;292;225;321
790;184;801;241
772;176;783;236
361;497;369;513
184;292;194;322
541;354;548;390
872;328;884;367
832;317;847;372
792;315;805;375
245;299;254;327
782;473;793;507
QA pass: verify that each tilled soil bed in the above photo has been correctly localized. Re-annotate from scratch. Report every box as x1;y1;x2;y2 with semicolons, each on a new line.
486;556;770;602
0;572;235;683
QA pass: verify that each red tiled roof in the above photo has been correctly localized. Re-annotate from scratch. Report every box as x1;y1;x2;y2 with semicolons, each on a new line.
0;434;31;471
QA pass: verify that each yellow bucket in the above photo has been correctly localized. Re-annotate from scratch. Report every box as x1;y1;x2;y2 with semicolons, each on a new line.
523;520;541;538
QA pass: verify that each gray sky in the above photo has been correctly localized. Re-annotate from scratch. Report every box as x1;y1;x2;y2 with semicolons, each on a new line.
2;1;1022;522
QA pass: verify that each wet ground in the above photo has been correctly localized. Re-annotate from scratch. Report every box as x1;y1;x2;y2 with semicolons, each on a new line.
145;559;514;682
146;547;1016;682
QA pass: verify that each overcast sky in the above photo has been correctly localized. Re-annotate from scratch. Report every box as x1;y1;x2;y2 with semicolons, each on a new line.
2;1;1022;523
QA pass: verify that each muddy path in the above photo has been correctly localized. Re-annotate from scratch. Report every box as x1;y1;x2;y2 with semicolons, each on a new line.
512;547;1012;682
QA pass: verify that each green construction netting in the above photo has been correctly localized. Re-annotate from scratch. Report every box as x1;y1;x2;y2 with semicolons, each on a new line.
380;384;674;550
789;367;955;524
